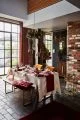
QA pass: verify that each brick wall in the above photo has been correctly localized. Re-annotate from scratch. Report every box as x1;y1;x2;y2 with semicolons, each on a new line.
67;21;80;82
28;0;61;14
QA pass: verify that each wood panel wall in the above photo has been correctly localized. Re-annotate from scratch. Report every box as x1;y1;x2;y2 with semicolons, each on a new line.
28;0;61;14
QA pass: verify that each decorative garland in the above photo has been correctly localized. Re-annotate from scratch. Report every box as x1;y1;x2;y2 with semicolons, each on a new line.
26;29;50;64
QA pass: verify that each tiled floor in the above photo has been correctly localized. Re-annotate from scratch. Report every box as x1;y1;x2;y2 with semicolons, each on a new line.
0;77;80;120
0;78;33;120
57;79;80;112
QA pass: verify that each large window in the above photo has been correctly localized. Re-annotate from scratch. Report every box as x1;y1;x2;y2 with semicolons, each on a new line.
0;21;20;75
44;34;53;66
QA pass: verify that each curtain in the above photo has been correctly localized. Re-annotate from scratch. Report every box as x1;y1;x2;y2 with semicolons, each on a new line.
19;27;29;65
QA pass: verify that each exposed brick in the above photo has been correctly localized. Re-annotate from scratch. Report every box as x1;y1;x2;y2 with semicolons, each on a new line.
67;21;80;78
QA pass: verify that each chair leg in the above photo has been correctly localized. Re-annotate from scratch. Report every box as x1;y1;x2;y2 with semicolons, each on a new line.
23;89;32;106
50;93;53;102
33;89;39;110
4;81;14;94
23;90;25;106
5;81;7;94
43;96;46;105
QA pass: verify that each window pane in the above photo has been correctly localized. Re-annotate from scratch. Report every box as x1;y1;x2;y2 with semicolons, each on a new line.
12;58;18;66
45;34;52;66
5;23;11;32
0;32;4;41
48;35;51;39
5;41;11;49
18;34;20;41
47;44;51;49
46;59;52;66
12;33;18;41
45;44;47;48
50;36;52;40
45;35;48;39
12;24;18;33
12;42;18;49
5;58;11;66
0;22;4;31
0;67;4;75
5;50;11;58
44;41;47;44
18;25;20;33
0;22;20;75
5;33;10;41
0;41;4;49
5;67;10;74
47;41;51;44
12;50;18;57
0;50;4;58
0;59;4;67
18;43;20;50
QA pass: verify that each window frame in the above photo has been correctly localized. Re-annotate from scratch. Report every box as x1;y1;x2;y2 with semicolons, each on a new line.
0;20;21;75
44;33;53;66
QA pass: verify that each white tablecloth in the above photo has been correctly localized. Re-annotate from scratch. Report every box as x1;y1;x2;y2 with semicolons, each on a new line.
27;72;61;101
4;70;61;102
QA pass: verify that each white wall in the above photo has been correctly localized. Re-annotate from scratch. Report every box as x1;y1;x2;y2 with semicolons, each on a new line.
0;0;28;20
24;0;80;27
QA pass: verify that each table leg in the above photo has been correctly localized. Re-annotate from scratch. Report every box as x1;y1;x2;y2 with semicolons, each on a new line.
5;81;7;94
43;96;46;105
23;90;25;106
12;85;14;92
23;88;34;106
32;88;39;110
50;93;53;102
4;81;14;94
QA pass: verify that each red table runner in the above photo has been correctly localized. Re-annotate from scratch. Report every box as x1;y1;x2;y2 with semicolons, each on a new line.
38;72;54;92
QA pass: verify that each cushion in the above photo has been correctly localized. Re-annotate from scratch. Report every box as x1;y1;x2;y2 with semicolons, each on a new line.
13;80;33;90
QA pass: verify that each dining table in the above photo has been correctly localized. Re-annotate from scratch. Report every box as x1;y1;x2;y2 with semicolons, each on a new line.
26;71;61;102
3;67;61;106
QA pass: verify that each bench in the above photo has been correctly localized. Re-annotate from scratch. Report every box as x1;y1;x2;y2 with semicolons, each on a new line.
3;78;34;106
